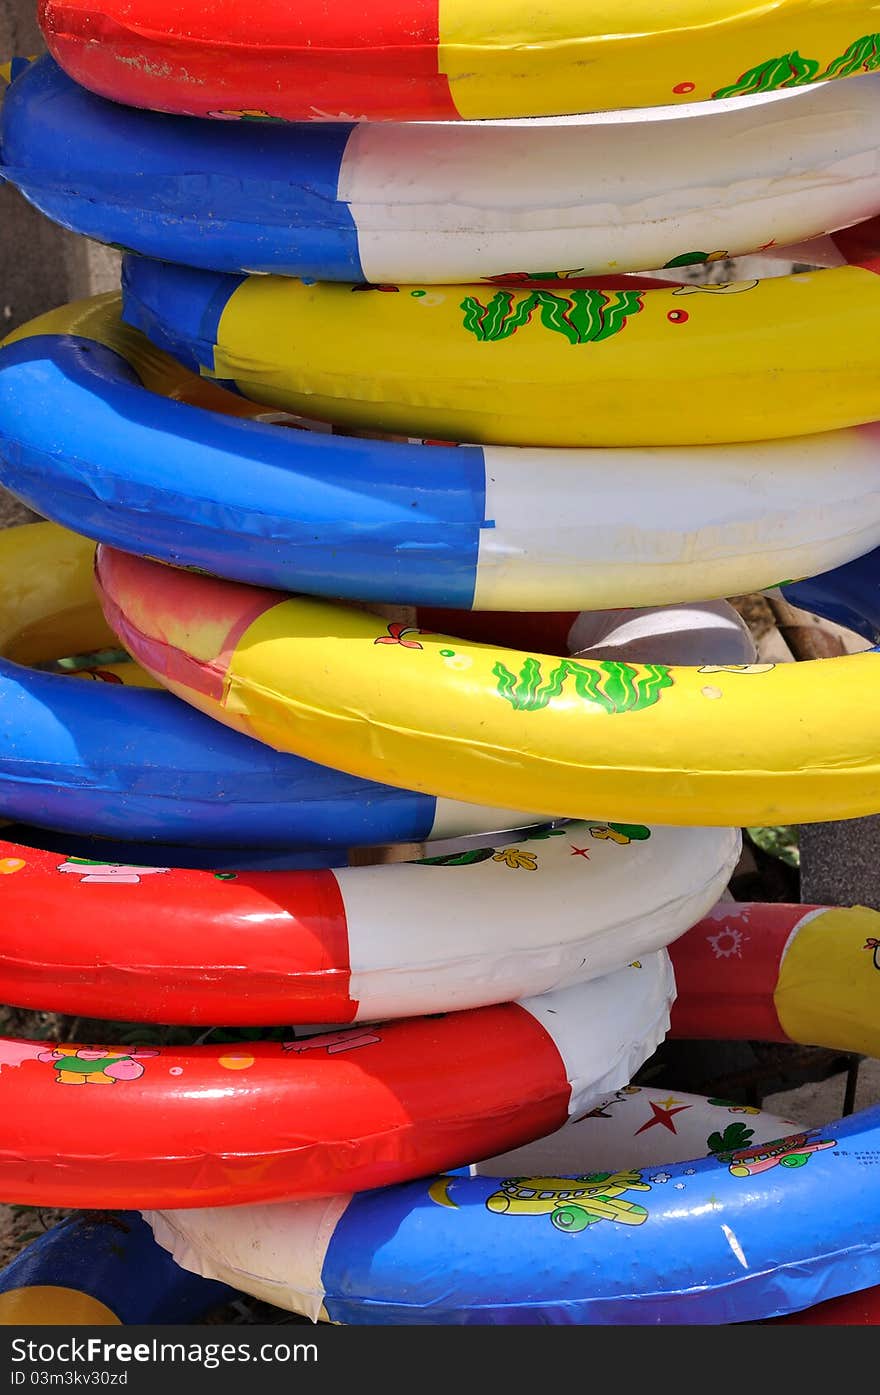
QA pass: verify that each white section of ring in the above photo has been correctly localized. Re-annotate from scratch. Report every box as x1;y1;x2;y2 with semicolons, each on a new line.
476;1085;801;1175
518;951;676;1117
145;1197;346;1322
427;795;546;839
472;428;880;611
340;823;740;1019
339;76;880;282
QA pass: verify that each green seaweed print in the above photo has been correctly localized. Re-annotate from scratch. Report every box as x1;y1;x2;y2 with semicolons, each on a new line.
493;657;673;715
822;32;880;78
460;288;645;344
713;32;880;99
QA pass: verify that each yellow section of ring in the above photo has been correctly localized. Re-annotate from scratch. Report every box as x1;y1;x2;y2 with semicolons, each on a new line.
0;1285;120;1325
437;0;880;119
776;906;880;1054
208;266;880;446
0;520;156;686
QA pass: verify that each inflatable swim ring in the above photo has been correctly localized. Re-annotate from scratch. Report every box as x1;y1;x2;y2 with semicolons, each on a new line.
121;253;880;448
95;545;880;828
37;0;880;122
668;900;880;1053
145;1080;841;1326
0;520;535;848
5;57;880;283
4;298;880;611
144;902;880;1325
0;816;739;1025
781;542;880;645
0;953;674;1209
0;1211;231;1325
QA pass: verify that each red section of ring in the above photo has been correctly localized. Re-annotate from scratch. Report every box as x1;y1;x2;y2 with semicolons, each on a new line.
40;0;458;121
768;1285;880;1325
0;838;356;1025
0;1001;570;1208
94;545;277;702
830;216;880;274
668;903;816;1043
419;608;579;657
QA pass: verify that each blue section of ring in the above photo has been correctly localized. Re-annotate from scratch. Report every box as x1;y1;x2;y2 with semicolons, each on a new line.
0;661;437;849
0;1212;232;1324
321;1105;880;1324
0;55;364;280
121;255;244;375
0;332;486;606
782;548;880;645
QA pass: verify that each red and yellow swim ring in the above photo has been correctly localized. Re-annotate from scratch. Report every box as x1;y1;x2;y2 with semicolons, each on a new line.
39;0;880;122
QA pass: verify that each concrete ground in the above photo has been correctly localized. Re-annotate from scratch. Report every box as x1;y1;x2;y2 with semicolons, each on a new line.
1;10;120;535
0;8;120;322
767;1057;880;1128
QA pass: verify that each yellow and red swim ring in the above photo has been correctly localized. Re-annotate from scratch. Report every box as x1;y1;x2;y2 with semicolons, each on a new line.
96;547;880;829
669;901;880;1054
39;0;880;122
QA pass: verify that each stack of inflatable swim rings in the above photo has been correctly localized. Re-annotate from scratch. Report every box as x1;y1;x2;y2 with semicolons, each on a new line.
1;0;880;1325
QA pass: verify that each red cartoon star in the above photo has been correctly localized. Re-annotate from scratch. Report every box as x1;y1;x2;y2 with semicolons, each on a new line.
570;846;591;859
634;1099;693;1136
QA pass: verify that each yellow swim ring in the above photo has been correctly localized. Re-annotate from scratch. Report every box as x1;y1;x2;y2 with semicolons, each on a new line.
95;547;880;829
